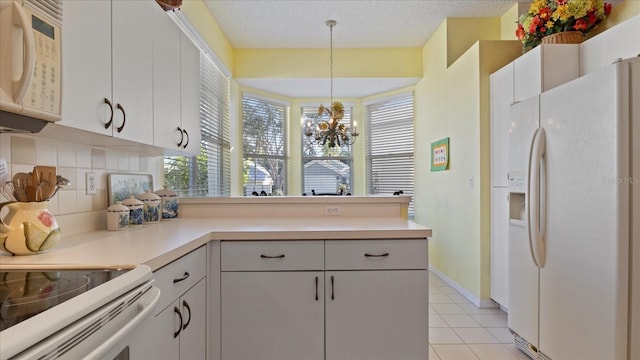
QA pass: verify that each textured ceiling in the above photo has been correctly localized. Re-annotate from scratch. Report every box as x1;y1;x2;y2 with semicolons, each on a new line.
204;0;517;48
202;0;519;97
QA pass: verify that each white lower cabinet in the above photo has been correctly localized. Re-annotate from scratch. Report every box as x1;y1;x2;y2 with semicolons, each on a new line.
150;246;207;360
155;279;207;360
220;239;428;360
221;271;325;360
325;270;428;360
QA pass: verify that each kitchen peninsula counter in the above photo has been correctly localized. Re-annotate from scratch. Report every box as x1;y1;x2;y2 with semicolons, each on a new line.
0;217;431;270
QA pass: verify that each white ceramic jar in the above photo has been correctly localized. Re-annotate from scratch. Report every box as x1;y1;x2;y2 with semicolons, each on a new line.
107;202;129;231
136;190;161;223
122;195;144;225
154;185;179;220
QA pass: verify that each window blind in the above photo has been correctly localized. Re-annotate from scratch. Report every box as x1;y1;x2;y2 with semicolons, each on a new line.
366;94;415;217
242;95;289;196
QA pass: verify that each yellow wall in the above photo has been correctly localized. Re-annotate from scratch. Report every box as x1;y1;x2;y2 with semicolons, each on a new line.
500;2;530;41
592;0;640;35
180;0;234;72
234;48;422;79
445;18;500;67
414;18;521;301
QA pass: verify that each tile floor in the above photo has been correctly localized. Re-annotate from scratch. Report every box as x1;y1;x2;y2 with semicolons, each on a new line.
428;272;530;360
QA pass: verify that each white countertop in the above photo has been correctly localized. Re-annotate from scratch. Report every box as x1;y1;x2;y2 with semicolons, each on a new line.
0;218;431;271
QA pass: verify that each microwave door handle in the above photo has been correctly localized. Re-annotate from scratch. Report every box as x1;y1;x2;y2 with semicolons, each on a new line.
11;2;36;104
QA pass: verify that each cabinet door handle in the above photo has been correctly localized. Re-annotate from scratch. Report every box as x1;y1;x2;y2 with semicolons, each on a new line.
173;271;190;283
182;300;191;330
182;129;189;149
331;275;334;300
177;126;184;147
116;103;126;133
364;252;389;258
104;98;113;129
174;306;183;338
260;254;285;259
315;276;319;301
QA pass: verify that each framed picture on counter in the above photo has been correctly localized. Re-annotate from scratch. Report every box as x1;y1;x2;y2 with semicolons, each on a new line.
108;173;154;205
431;137;450;171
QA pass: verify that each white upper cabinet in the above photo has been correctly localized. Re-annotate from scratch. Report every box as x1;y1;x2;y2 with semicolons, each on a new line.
153;8;201;155
580;14;640;75
61;0;111;136
180;32;201;155
110;1;153;144
62;0;153;144
514;44;580;102
152;7;182;151
490;62;514;188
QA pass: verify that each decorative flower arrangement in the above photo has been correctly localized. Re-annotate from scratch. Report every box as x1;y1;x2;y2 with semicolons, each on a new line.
516;0;612;51
317;101;345;123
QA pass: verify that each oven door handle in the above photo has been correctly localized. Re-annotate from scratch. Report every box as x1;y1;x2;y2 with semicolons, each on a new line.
83;286;161;359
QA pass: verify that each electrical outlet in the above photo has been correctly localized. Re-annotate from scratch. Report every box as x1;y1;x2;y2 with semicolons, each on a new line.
325;206;341;216
86;172;97;195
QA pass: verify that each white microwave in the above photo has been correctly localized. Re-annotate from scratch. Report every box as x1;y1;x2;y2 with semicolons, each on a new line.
0;0;62;131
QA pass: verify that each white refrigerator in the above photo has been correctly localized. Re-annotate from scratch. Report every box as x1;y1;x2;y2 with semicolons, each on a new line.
507;57;639;360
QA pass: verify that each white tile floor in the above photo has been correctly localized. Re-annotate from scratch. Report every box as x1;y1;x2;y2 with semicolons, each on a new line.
428;272;530;360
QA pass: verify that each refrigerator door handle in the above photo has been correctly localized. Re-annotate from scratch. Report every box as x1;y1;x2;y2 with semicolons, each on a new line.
528;127;547;268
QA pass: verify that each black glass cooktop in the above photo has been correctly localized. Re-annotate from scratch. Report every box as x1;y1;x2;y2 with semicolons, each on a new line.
0;269;128;332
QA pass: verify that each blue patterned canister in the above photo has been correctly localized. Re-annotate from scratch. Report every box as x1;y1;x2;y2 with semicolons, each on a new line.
122;195;144;225
107;202;129;231
155;185;179;220
136;190;161;223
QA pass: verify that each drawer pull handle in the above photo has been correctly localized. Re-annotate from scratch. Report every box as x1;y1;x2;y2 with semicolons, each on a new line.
364;252;390;258
173;271;190;283
260;254;285;259
315;276;319;301
182;300;191;330
174;306;183;338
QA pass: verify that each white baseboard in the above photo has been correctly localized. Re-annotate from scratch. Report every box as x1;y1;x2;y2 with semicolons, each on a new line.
429;266;499;309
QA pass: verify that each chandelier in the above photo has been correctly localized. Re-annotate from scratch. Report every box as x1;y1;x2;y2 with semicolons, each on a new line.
304;20;359;148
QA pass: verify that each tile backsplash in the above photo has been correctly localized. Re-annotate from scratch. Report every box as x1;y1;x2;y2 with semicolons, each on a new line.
0;134;163;235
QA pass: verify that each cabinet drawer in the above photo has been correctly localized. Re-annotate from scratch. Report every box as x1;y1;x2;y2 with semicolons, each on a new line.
325;239;428;270
221;241;324;271
153;245;207;313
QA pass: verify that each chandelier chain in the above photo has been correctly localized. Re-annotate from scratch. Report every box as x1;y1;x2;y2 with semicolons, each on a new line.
329;20;334;104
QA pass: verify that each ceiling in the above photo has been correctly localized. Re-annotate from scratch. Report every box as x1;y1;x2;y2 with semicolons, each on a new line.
202;0;519;98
